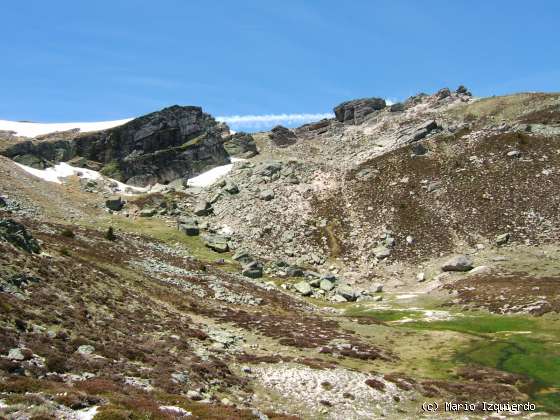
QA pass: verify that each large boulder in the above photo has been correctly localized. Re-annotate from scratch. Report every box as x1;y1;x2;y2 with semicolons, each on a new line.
294;281;312;296
269;125;297;147
193;200;212;216
179;217;199;236
441;255;473;272
241;261;263;279
336;286;359;302
203;234;229;253
105;196;124;211
223;132;258;158
0;219;41;253
333;98;386;124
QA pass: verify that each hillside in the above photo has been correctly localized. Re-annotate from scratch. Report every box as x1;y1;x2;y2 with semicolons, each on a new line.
1;88;560;419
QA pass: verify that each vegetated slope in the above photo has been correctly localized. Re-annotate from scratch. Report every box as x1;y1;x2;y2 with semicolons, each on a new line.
1;89;560;418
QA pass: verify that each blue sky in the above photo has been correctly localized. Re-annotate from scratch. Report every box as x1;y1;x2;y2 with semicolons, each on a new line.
1;1;559;131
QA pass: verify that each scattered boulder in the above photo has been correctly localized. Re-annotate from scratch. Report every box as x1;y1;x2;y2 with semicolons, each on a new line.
259;189;275;201
416;272;426;282
373;246;391;259
256;161;283;177
435;88;451;100
139;208;157;217
193;200;212;216
286;266;304;277
320;279;335;292
373;283;383;293
77;345;95;355
389;103;405;112
203;234;229;253
507;150;521;158
336;286;358;302
0;196;7;207
233;249;254;265
456;85;472;96
242;261;263;278
105;196;124;211
441;255;473;272
411;143;428;156
334;97;386;124
8;348;32;361
294;281;312;296
496;233;511;246
0;219;41;253
269;125;297;147
179;217;200;236
409;120;439;142
224;180;239;194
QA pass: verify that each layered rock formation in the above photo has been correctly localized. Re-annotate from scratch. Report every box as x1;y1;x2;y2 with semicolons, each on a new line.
0;106;231;186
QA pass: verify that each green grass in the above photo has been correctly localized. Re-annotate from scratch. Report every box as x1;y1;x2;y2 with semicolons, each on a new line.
345;307;421;322
108;216;236;265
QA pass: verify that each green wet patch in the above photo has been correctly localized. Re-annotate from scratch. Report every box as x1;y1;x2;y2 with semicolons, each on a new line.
406;314;560;414
345;307;421;322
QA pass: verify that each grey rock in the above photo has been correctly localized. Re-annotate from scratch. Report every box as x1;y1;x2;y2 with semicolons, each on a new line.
337;286;358;302
171;372;189;384
223;132;258;157
224;180;239;194
203;234;229;253
77;345;95;355
139;208;157;217
8;348;31;361
416;272;426;282
321;273;337;282
332;294;347;303
496;233;511;246
507;150;521;158
334;97;386;124
0;219;41;253
456;85;471;95
389;102;405;112
105;196;124;211
373;246;391;259
373;283;383;293
441;255;473;272
259;189;275;201
193;200;212;216
180;223;200;236
294;281;312;296
233;249;254;265
269;125;297;147
309;278;321;288
187;390;203;401
0;196;6;207
320;279;335;291
411;143;428;156
286;266;304;277
242;260;263;278
256;161;282;177
435;88;451;99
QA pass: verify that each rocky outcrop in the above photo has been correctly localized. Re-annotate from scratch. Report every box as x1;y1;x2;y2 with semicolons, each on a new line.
0;219;41;253
1;106;231;187
334;97;386;124
269;125;297;147
223;132;258;157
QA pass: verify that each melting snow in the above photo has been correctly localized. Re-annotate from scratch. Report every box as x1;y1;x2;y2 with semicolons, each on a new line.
15;162;146;194
75;406;99;420
186;158;244;187
0;119;133;138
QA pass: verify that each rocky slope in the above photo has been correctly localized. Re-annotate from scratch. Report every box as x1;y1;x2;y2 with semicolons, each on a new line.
1;88;560;419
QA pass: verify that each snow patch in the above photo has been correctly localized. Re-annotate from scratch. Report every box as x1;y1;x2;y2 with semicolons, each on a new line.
0;119;133;138
14;162;146;194
75;406;99;420
160;406;192;417
186;158;244;188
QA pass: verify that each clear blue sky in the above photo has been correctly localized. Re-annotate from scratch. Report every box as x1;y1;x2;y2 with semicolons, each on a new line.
1;1;559;130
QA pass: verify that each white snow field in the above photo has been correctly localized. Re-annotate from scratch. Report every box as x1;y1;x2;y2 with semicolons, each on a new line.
15;162;146;193
0;118;134;138
186;157;244;187
15;158;244;192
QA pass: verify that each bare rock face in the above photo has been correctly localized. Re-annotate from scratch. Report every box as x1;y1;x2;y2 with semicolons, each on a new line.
333;97;386;124
1;106;230;187
223;132;258;157
269;125;298;147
